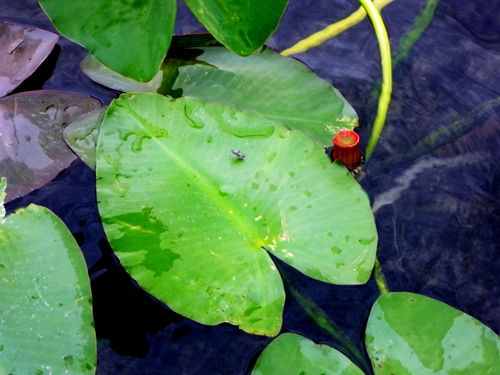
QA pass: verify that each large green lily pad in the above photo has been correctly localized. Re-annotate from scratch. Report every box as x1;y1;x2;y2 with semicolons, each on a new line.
96;93;376;336
252;333;364;375
0;180;96;374
38;0;176;82
81;37;357;146
183;0;288;57
365;292;500;374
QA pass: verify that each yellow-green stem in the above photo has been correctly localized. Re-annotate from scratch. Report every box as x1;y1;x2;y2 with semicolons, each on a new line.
374;257;390;295
358;0;392;161
280;0;395;57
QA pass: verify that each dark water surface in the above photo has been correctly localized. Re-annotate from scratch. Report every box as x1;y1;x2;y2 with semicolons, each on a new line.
2;0;500;373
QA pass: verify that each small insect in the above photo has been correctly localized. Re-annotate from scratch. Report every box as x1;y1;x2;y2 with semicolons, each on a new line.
231;150;245;160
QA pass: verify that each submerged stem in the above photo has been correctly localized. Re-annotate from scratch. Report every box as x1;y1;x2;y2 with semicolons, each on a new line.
374;257;390;295
280;0;395;56
358;0;392;161
392;0;440;68
277;263;372;374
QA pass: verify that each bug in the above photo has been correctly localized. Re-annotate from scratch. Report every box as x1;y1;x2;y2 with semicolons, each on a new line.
231;150;245;160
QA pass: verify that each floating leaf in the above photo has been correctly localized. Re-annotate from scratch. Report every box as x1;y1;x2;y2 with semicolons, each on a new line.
0;203;96;374
81;37;357;146
366;292;500;374
0;21;59;97
38;0;176;82
63;107;107;170
183;0;288;57
79;55;163;93
252;333;364;375
0;90;101;202
96;93;376;336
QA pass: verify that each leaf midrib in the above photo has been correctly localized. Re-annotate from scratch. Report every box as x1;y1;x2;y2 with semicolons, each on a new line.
117;97;264;249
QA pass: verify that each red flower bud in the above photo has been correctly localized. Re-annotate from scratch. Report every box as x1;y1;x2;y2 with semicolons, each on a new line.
331;130;361;169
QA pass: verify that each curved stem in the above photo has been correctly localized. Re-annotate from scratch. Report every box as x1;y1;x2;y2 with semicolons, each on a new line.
281;0;395;57
374;257;390;295
358;0;392;162
277;262;372;374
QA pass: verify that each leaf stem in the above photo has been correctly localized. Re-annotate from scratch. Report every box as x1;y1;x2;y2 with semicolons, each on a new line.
280;0;395;57
358;0;392;162
374;257;390;295
392;0;440;68
277;263;373;374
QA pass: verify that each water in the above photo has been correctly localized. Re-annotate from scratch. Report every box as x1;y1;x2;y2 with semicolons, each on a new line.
2;0;500;373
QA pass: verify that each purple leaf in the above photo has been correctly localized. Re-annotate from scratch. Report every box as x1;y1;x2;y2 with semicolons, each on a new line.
0;21;59;98
0;90;101;202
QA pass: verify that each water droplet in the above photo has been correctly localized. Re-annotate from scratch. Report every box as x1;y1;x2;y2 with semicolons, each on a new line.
331;246;342;254
267;152;277;162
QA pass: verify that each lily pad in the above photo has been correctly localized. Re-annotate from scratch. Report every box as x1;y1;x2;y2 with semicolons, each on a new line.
81;38;357;146
183;0;288;57
63;107;107;170
38;0;176;82
0;21;59;98
252;333;364;375
96;93;376;336
365;292;500;374
0;90;101;202
0;181;96;374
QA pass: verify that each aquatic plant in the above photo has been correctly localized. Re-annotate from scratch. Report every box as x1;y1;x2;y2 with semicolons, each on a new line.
1;0;500;374
0;178;96;373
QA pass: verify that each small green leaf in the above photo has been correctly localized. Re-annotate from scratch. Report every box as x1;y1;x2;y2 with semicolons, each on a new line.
252;333;364;375
366;292;500;374
38;0;176;81
63;108;107;170
183;0;288;56
0;205;96;373
81;38;358;146
96;93;376;335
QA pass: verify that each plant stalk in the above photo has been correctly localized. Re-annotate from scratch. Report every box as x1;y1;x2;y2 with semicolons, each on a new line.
357;0;392;162
276;262;372;374
280;0;396;56
392;0;440;68
374;257;390;295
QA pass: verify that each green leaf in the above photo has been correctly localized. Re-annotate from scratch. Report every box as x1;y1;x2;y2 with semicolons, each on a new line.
38;0;176;82
96;93;376;335
63;108;107;170
183;0;288;57
252;333;365;375
81;39;358;146
366;292;500;374
0;204;96;374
